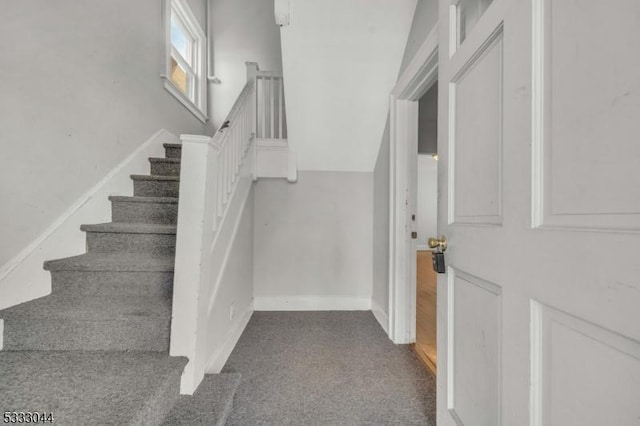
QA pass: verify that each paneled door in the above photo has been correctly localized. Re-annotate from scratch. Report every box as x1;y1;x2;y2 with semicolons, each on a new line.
437;0;640;425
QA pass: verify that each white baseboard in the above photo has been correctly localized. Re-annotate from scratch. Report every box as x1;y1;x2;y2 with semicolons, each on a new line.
371;300;389;335
0;129;177;310
254;296;372;311
205;303;254;374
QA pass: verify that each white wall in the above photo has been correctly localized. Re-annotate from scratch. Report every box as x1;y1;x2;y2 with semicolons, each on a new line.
0;0;207;270
0;131;176;310
372;121;390;322
280;0;416;172
253;172;373;310
398;0;440;74
417;155;438;249
371;0;439;321
205;188;254;372
208;0;283;131
186;0;207;29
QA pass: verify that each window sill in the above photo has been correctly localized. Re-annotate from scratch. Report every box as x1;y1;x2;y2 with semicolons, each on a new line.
162;78;207;123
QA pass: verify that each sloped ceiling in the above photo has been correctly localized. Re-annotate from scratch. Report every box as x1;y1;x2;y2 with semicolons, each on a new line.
280;0;417;172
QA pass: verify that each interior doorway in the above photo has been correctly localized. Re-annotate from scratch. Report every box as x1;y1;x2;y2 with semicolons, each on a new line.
411;82;438;375
388;24;437;350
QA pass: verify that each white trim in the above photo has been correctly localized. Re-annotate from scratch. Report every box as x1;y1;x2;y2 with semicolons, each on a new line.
371;300;389;335
164;0;208;122
254;296;372;311
205;302;254;374
388;25;439;344
529;300;543;426
392;25;440;99
255;139;290;179
256;138;288;149
0;129;175;310
163;79;207;123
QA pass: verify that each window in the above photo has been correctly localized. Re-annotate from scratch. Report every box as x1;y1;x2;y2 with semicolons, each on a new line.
164;0;207;122
450;0;495;54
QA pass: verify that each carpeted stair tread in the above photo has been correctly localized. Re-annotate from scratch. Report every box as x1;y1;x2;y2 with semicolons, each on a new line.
0;294;171;320
149;157;181;164
0;351;187;426
161;373;242;426
44;253;175;272
109;195;179;204
81;222;176;234
131;174;180;181
163;143;182;149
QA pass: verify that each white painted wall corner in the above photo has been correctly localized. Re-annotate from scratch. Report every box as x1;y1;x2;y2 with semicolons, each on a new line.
371;300;389;335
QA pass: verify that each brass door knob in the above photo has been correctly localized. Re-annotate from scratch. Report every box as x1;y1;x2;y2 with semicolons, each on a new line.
427;235;448;252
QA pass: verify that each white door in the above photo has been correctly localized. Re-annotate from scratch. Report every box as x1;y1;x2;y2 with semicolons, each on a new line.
437;0;640;425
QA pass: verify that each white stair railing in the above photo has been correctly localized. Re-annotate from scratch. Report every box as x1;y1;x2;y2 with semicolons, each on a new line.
255;71;287;140
170;63;256;395
248;63;296;182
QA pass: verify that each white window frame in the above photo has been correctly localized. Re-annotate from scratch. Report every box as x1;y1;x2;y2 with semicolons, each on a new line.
163;0;207;122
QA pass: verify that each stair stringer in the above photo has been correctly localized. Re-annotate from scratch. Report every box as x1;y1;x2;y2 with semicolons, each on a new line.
171;138;255;395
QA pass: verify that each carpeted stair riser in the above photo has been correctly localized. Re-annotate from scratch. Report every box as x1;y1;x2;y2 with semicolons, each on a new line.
111;199;178;225
43;252;176;273
2;316;171;351
150;159;181;176
161;373;242;426
85;231;176;255
164;143;182;159
133;179;180;198
131;363;185;426
51;271;173;298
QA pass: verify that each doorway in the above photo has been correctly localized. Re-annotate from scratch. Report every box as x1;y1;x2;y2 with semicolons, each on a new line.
388;25;438;348
411;82;438;375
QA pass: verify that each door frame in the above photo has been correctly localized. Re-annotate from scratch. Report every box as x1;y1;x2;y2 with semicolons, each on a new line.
388;25;439;344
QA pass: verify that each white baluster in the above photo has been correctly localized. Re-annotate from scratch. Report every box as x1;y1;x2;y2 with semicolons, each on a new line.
222;142;229;205
217;154;224;217
209;144;220;231
226;142;232;195
270;77;275;139
262;77;267;138
278;78;283;139
233;128;239;177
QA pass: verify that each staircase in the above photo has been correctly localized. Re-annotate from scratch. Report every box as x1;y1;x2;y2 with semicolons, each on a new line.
0;142;241;425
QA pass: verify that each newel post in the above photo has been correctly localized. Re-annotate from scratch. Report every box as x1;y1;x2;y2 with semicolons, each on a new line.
170;134;212;395
246;62;259;137
245;61;259;84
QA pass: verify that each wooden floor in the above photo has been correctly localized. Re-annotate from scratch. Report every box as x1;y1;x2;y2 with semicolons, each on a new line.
412;250;437;375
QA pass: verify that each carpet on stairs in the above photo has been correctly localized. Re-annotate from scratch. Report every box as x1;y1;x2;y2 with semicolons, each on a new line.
0;141;241;424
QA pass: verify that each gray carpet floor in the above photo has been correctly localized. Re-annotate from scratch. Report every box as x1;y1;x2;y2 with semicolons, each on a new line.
222;311;436;425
